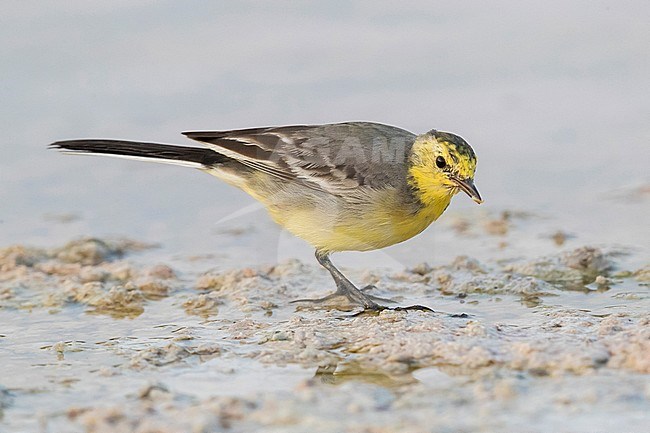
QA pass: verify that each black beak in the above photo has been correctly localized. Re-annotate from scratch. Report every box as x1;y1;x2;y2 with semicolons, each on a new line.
452;177;483;204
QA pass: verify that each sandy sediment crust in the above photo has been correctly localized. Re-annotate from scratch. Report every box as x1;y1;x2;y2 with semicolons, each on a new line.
1;238;648;432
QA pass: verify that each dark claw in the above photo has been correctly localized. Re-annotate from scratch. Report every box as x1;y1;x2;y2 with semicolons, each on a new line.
347;303;436;317
392;304;435;313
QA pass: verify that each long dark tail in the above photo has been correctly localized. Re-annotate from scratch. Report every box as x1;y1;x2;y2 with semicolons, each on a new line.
49;139;226;168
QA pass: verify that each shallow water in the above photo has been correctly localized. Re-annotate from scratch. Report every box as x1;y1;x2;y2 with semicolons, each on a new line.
1;2;649;432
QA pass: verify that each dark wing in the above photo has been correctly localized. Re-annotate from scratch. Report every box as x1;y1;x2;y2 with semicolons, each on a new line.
182;122;416;193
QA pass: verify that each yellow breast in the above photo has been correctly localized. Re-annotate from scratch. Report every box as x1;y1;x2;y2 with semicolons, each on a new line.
209;166;455;253
263;186;452;253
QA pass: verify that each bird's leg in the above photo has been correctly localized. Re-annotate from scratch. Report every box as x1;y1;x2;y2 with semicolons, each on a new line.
291;250;383;310
315;251;384;309
292;250;435;313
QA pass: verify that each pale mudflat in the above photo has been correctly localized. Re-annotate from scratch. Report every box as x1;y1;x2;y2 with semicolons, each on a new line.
1;208;648;433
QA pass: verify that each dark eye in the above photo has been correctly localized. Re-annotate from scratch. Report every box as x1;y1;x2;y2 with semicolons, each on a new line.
436;156;447;168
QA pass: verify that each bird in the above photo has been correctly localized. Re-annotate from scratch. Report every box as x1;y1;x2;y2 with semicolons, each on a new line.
50;121;482;311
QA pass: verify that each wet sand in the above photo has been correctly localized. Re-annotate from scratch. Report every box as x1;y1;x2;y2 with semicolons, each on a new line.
1;220;648;432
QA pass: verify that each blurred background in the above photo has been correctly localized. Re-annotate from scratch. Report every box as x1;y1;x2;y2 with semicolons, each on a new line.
1;0;648;270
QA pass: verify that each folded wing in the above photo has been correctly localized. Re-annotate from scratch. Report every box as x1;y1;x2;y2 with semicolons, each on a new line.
183;122;416;194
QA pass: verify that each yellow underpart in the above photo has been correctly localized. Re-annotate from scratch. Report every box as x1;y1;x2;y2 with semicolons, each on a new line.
204;134;468;253
261;186;450;253
243;172;452;253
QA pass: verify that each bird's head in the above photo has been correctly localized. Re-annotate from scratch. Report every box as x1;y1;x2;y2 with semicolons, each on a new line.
408;129;482;206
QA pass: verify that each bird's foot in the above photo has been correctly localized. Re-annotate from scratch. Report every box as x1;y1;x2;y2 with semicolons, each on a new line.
291;285;389;311
290;292;347;305
291;288;433;314
351;303;435;316
359;285;397;303
392;304;435;312
291;291;382;311
356;286;432;312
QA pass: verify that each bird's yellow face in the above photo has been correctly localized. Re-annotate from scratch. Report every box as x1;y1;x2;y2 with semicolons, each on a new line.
408;130;482;209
